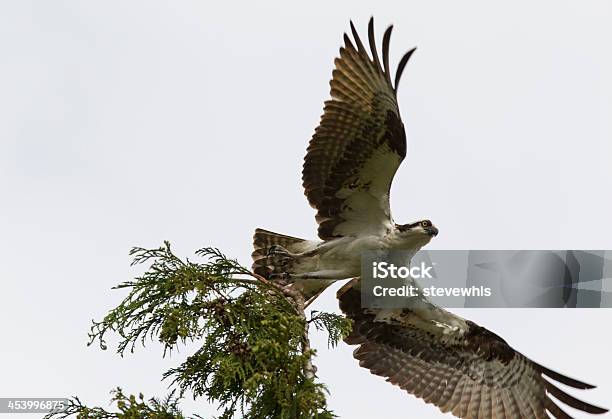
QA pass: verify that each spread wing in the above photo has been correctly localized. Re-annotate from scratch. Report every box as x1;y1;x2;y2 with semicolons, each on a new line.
302;18;415;240
338;279;608;419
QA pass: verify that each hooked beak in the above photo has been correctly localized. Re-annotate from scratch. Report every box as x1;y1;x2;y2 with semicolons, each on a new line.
425;226;439;237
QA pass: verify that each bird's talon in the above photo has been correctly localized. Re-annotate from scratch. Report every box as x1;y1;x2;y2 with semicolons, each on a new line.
267;245;290;257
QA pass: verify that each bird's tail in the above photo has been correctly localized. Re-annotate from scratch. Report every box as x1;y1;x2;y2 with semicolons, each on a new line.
251;228;306;279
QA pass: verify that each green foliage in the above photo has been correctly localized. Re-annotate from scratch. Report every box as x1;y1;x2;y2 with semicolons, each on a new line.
46;388;190;419
309;312;352;349
46;242;351;419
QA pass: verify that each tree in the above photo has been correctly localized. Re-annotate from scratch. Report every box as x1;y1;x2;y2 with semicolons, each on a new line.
45;242;351;419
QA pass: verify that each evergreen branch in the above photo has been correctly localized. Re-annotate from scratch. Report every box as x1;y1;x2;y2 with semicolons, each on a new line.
309;311;353;348
44;388;193;419
71;242;350;418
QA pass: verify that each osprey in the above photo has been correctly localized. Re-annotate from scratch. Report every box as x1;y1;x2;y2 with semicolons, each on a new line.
251;18;607;419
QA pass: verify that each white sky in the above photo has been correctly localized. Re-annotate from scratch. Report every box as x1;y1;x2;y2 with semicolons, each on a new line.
1;1;610;418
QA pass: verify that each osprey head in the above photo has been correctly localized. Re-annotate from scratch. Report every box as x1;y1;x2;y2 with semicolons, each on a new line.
396;219;439;240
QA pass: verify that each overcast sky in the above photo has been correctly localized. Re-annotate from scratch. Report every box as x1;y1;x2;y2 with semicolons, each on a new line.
1;1;611;418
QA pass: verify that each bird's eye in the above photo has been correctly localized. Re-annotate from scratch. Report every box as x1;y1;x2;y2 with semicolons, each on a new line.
421;220;431;227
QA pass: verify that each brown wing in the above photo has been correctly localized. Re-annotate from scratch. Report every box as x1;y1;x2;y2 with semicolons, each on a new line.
338;279;608;418
302;18;415;240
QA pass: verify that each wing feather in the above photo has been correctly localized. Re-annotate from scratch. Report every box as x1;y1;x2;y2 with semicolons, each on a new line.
302;18;415;239
337;279;608;418
395;48;417;93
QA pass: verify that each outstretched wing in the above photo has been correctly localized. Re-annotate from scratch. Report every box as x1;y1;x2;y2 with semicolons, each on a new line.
338;279;608;419
302;18;415;240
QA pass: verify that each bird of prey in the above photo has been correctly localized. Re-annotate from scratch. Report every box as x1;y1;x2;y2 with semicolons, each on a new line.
251;18;607;419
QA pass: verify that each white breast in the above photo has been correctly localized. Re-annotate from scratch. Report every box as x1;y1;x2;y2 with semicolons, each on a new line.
317;234;386;276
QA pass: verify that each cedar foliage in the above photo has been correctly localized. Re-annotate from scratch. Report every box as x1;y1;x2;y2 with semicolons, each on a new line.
45;243;352;419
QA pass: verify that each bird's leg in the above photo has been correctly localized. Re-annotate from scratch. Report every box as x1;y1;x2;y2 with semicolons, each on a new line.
269;269;346;281
287;269;348;280
268;246;323;261
293;248;321;258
